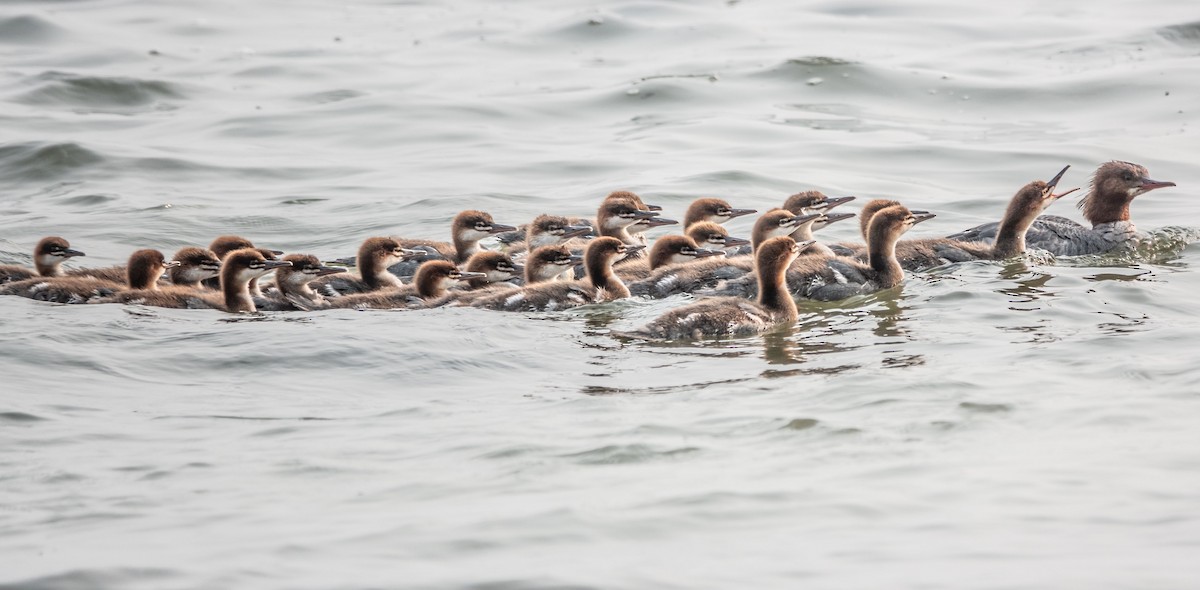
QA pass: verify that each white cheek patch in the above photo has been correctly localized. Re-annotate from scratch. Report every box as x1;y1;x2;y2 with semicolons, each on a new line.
1127;187;1141;197
461;229;491;242
38;254;58;267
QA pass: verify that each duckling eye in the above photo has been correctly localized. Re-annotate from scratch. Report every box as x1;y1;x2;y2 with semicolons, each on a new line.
1122;172;1134;181
555;257;571;265
475;223;491;231
681;247;696;255
548;225;563;233
717;208;731;216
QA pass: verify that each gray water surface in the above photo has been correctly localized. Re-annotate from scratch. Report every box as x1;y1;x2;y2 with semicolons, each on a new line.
3;1;1200;588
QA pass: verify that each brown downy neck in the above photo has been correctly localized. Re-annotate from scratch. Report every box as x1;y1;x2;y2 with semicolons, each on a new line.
754;237;800;321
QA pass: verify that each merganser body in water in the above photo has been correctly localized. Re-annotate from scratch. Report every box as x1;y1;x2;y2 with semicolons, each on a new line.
470;237;642;311
313;237;414;296
682;197;757;228
842;166;1077;269
384;210;516;277
625;210;818;298
255;254;347;311
0;237;85;283
104;248;292;312
616;235;725;282
947;161;1175;256
624;236;809;340
711;205;936;301
292;260;486;310
3;248;176;303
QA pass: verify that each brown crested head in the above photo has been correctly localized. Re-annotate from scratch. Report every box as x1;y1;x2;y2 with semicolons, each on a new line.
755;235;803;273
603;190;650;210
465;250;520;285
648;234;723;269
358;237;405;267
598;193;658;230
782;191;828;214
782;191;856;216
586;236;640;264
414;260;483;298
222;247;291;283
208;235;256;259
526;245;581;283
856;199;904;241
1078;161;1175;224
170;247;221;284
276;253;345;286
528;214;592;243
686;221;750;249
452;209;514;237
867;205;935;245
751;209;806;248
126;249;177;290
35;236;82;258
684;197;756;227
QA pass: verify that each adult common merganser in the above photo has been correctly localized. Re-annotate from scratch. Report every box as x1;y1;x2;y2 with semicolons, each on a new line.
947;161;1174;256
623;236;810;340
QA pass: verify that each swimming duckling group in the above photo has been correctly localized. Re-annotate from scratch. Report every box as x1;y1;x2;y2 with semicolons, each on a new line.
0;161;1177;339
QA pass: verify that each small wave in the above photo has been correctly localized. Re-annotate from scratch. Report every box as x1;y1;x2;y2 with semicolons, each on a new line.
0;411;46;422
1158;21;1200;45
561;443;700;465
0;15;65;45
14;71;185;112
0;141;105;183
0;568;178;590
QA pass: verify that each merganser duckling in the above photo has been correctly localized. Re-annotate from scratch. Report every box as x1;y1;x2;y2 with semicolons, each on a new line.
470;237;642;311
623;210;818;298
686;222;751;253
255;254;347;311
947;161;1175;256
293;261;486;310
313;237;413;296
462;250;522;289
624;236;809;340
781;191;856;216
0;237;85;283
200;235;283;296
497;214;594;253
105;248;292;312
785;212;855;257
616;235;725;282
682;197;757;228
384;210;516;279
523;245;584;284
167;247;222;289
713;205;936;300
2;248;176;303
843;167;1077;269
597;192;662;249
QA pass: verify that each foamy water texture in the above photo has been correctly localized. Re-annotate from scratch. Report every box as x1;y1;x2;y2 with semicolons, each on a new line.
2;1;1200;588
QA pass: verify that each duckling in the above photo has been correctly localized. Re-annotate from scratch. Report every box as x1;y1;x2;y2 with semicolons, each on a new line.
781;191;856;216
682;197;757;228
255;254;348;311
685;222;751;253
597;192;662;249
3;248;176;304
167;247;222;289
615;235;725;282
294;261;486;310
841;166;1077;269
462;250;522;290
624;210;818;298
313;237;414;296
523;245;584;284
381;210;516;278
104;248;292;312
200;235;283;295
496;214;594;253
787;211;855;257
948;161;1175;255
0;237;85;283
711;206;936;300
470;237;642;311
624;236;809;340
